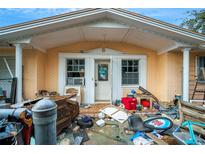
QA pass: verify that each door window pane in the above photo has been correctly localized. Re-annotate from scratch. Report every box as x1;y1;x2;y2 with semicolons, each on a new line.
98;64;108;81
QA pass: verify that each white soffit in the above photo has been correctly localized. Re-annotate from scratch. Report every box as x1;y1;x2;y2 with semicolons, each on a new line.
85;19;130;29
125;28;176;51
31;28;82;49
30;22;181;52
82;27;129;42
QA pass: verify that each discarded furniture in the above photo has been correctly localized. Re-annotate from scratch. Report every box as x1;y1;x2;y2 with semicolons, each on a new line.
50;96;79;134
11;95;79;136
173;101;205;144
11;98;43;109
64;86;82;105
100;105;129;123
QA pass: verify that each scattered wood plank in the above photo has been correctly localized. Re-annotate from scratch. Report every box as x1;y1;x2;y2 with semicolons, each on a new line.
146;133;168;145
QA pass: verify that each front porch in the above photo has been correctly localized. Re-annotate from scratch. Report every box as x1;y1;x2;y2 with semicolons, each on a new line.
0;8;205;105
0;43;204;105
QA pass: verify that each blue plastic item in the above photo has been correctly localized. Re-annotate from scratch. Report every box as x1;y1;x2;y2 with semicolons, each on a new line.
130;131;150;141
173;120;205;145
130;89;136;95
82;115;92;123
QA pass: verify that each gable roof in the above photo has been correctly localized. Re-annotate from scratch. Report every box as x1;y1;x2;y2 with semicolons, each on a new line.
0;8;205;39
0;8;205;52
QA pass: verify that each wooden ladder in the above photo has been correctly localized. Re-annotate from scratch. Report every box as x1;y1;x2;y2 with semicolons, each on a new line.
192;79;205;100
191;69;205;100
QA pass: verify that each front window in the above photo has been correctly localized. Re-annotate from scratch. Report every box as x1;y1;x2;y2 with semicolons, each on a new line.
122;59;139;85
66;59;85;85
196;56;205;81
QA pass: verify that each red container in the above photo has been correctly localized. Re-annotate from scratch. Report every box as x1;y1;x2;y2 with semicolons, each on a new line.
141;99;150;108
121;97;137;110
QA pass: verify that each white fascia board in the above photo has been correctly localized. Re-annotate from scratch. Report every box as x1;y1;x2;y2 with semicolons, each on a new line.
157;42;193;54
107;9;205;42
10;38;32;44
199;44;205;49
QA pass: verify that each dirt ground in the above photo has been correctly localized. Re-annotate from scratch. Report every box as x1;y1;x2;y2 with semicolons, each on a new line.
79;103;109;117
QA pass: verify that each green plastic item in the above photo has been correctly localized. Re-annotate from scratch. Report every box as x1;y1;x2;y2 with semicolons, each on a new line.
136;104;142;111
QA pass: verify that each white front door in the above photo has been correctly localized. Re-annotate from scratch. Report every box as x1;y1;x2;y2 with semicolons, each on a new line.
95;60;111;101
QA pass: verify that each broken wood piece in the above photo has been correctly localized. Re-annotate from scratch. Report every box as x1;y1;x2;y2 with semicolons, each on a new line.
146;133;168;145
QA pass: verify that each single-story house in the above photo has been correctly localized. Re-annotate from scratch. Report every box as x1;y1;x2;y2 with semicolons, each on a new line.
0;8;205;104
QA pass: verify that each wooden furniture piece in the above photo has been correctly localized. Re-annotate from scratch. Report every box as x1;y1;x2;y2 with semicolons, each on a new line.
64;86;82;106
178;101;205;136
135;94;154;110
50;96;79;134
11;95;79;135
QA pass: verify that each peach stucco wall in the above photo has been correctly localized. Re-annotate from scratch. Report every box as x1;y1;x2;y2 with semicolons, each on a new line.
156;52;169;101
0;48;46;100
1;42;204;102
45;41;159;99
167;51;183;100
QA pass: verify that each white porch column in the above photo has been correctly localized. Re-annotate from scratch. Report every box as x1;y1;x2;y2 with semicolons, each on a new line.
182;48;191;102
14;43;23;103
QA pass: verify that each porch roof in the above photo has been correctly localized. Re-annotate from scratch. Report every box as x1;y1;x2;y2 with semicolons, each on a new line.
0;8;205;53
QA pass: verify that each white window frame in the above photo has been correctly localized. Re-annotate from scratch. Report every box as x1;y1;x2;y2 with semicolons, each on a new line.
195;56;205;82
66;58;85;86
121;59;140;86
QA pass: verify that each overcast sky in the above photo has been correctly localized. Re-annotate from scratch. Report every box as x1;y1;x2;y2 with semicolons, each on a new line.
0;8;203;27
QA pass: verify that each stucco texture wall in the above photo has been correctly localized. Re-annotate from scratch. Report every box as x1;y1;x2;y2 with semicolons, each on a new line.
1;42;203;102
0;48;46;100
45;41;159;99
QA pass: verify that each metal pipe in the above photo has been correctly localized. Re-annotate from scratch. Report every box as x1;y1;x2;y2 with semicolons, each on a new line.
0;108;32;126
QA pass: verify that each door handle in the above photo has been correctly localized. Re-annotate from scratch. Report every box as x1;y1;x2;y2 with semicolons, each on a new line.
95;80;97;87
